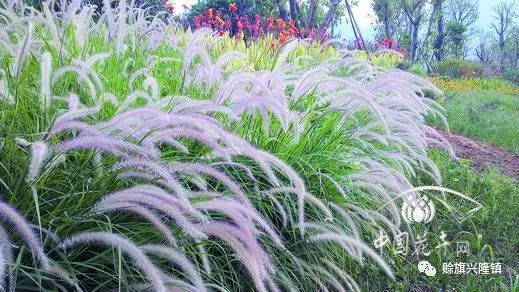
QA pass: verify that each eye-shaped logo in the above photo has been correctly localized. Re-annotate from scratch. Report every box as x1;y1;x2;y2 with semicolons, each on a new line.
418;260;436;277
401;195;435;223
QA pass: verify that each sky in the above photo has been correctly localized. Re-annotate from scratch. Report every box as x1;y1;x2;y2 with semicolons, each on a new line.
338;0;497;39
175;0;499;40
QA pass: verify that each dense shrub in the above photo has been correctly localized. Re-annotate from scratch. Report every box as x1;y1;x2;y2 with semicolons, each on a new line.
436;58;484;78
503;68;519;85
408;63;427;77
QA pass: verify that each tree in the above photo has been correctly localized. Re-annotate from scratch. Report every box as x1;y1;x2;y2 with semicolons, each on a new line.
307;0;318;27
417;0;444;62
446;20;467;58
491;0;518;65
188;0;278;22
475;32;495;66
401;0;427;62
317;0;341;38
319;0;341;29
289;0;298;22
275;0;289;21
445;0;479;28
372;0;404;39
432;0;446;61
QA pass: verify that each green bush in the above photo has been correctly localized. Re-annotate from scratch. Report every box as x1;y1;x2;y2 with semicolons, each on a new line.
436;58;483;78
408;63;427;77
503;68;519;85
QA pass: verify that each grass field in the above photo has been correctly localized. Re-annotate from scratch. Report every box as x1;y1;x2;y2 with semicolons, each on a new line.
432;78;519;153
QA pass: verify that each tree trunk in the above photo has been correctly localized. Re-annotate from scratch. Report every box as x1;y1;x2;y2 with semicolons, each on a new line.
317;0;340;40
410;23;420;61
433;1;445;61
402;0;426;62
319;0;340;31
276;0;289;21
289;0;297;21
421;0;442;60
383;13;391;38
307;0;318;28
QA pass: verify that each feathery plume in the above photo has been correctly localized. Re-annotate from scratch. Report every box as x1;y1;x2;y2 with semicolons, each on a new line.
59;232;166;292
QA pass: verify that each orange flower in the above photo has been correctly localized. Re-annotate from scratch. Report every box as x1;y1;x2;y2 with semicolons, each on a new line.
276;18;286;29
214;16;225;26
279;31;289;44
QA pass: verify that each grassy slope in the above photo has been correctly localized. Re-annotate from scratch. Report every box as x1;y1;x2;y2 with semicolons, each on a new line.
432;78;519;154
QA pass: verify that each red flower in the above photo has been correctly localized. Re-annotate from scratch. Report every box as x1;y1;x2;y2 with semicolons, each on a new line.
164;0;174;13
194;15;202;28
229;3;238;13
205;8;213;19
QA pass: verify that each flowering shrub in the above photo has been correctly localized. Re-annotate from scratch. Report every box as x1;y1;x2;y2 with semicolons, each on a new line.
377;37;408;57
352;37;407;69
190;3;327;44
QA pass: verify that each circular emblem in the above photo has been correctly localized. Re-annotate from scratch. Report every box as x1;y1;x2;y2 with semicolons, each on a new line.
401;195;435;223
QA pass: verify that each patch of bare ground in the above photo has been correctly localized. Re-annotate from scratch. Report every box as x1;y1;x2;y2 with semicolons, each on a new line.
437;129;519;180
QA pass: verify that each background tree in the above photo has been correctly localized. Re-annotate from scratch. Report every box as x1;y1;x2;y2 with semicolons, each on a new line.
372;0;404;39
446;20;467;58
445;0;479;28
401;0;427;62
275;0;289;21
432;0;446;61
189;0;277;21
475;32;494;67
491;0;517;66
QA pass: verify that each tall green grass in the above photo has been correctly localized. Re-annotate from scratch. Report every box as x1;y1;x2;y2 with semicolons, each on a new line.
435;89;519;153
0;1;485;291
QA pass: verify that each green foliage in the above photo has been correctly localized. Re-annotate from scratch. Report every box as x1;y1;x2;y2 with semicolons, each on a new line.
446;20;467;58
355;51;404;69
503;68;519;85
436;58;484;78
408;63;427;76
